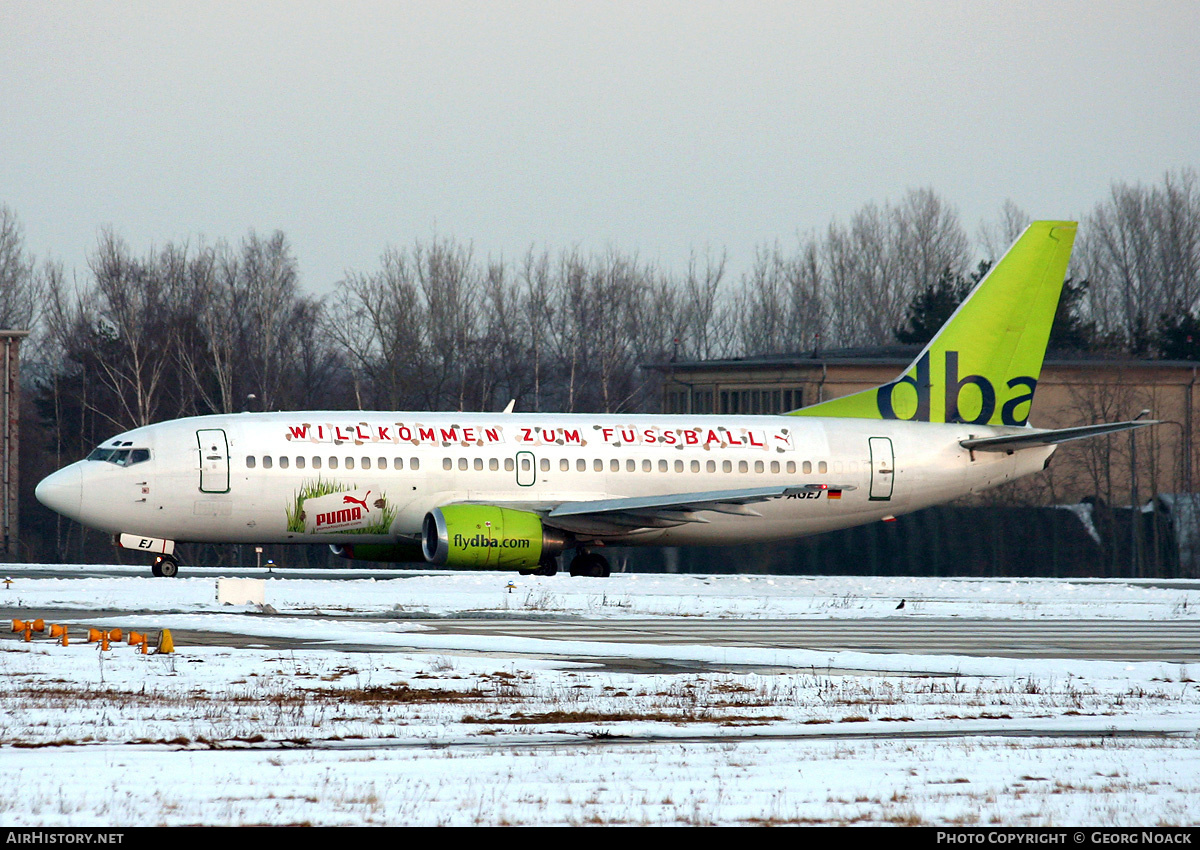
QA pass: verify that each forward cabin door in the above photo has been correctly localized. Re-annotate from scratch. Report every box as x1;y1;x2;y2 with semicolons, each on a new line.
868;436;894;501
197;429;230;493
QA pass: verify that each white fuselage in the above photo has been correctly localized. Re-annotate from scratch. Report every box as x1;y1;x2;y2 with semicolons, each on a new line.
36;411;1054;550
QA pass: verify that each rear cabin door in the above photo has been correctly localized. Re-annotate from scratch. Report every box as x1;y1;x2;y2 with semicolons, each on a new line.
868;436;894;501
197;429;230;493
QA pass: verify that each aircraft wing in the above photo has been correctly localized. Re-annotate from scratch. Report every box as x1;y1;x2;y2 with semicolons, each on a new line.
960;419;1159;452
536;483;857;533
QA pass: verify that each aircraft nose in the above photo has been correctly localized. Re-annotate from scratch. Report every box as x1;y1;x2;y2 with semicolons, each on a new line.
35;465;83;520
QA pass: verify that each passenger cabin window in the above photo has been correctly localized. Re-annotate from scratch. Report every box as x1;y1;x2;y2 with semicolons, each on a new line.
246;456;256;469
279;456;289;469
296;457;306;469
263;456;273;469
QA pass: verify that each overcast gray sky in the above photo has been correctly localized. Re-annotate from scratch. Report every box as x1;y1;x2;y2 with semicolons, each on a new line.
2;1;1197;292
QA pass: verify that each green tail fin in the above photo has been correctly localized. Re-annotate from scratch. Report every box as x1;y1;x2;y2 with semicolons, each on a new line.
790;220;1077;426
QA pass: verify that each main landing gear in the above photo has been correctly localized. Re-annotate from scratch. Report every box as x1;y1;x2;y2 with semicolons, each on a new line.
151;554;179;578
569;550;611;578
517;550;612;578
519;554;560;577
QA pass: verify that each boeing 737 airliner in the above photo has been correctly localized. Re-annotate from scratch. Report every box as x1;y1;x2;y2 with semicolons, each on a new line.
35;221;1155;576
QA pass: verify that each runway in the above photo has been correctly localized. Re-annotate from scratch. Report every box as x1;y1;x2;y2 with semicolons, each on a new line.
7;605;1200;664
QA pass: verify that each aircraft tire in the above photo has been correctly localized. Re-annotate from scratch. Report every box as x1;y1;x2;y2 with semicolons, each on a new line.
569;552;610;578
154;556;179;578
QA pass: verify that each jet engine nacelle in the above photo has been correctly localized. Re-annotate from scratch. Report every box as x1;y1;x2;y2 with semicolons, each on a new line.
421;505;569;569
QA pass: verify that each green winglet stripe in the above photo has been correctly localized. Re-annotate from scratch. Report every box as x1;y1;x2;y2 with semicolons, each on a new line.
790;220;1077;425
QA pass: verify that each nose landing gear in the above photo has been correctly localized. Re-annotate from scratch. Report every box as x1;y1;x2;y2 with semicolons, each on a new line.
151;555;179;578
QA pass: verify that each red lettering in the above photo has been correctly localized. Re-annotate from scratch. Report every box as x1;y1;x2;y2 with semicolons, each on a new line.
419;427;436;442
334;426;352;442
644;429;657;444
542;429;556;443
356;425;371;441
485;428;500;442
706;430;722;445
288;425;309;440
727;431;743;446
398;425;412;441
377;426;391;441
749;431;764;448
520;427;534;442
663;431;677;445
621;429;636;443
440;428;458;442
602;428;615;442
562;428;580;444
462;427;475;442
684;430;699;445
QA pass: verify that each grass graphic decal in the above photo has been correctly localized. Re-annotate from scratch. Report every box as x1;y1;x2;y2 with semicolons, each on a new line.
286;478;397;535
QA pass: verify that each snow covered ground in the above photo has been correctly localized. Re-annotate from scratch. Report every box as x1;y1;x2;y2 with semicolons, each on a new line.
2;565;1200;826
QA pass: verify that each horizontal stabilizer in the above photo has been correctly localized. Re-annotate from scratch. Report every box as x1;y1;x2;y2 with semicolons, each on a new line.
960;420;1159;452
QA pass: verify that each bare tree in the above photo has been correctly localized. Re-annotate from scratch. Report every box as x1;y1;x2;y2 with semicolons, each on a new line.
1077;169;1200;351
0;205;41;331
978;199;1031;262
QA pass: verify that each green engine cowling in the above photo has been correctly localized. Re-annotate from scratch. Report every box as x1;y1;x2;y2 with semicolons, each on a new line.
422;505;568;569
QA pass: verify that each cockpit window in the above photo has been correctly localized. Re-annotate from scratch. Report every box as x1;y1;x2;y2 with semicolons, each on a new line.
86;446;151;466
